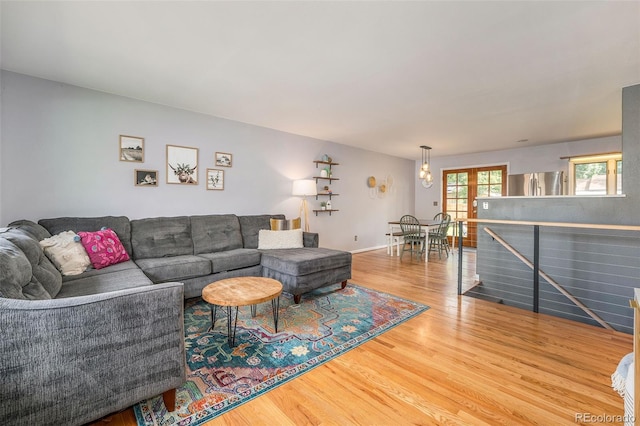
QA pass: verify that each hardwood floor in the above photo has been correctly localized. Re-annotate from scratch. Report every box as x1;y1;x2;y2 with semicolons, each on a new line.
92;248;632;425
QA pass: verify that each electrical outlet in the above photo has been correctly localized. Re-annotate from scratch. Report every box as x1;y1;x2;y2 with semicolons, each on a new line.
433;201;438;206
354;235;358;241
483;202;489;209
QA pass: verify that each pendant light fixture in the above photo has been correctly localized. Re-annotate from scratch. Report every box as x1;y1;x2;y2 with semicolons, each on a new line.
419;145;434;189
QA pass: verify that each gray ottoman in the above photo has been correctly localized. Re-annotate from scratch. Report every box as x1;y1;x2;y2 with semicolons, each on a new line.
260;247;352;303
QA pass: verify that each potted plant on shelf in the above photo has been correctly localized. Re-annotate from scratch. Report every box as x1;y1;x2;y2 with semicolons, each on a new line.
320;201;327;210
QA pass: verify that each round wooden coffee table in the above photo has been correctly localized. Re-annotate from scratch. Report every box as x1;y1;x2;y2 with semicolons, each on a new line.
202;277;283;347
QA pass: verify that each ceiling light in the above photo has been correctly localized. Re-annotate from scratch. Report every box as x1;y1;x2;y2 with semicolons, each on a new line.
419;145;433;189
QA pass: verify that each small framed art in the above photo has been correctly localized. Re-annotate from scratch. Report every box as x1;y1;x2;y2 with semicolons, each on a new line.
119;135;144;162
167;145;198;184
135;169;158;187
215;152;232;167
207;169;224;190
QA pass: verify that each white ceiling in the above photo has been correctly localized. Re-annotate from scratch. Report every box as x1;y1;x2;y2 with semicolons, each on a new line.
1;1;639;160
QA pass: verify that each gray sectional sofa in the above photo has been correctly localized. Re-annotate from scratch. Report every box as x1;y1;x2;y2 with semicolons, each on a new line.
0;213;351;425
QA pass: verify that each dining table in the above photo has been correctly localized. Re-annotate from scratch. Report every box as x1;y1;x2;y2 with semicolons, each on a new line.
387;219;440;261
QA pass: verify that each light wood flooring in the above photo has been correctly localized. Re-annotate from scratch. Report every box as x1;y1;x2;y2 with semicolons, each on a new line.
92;248;632;425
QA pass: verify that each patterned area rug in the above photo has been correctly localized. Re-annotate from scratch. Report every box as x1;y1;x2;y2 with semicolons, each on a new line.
134;283;429;425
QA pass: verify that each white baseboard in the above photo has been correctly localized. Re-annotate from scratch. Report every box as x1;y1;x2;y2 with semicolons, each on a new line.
350;245;388;254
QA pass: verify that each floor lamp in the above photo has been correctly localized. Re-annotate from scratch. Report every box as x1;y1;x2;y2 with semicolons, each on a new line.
292;179;317;232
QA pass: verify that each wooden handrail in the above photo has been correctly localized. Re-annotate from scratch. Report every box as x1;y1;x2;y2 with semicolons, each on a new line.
461;218;640;232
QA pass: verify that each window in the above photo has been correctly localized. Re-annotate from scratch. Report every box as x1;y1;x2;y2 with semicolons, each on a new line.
569;153;622;195
444;165;507;247
476;169;504;198
616;160;623;195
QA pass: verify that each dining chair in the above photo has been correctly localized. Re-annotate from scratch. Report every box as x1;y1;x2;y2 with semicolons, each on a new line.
385;231;404;256
399;215;426;261
428;213;452;258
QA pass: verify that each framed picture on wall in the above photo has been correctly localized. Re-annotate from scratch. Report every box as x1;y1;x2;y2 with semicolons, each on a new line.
134;169;158;187
166;145;198;184
215;152;232;167
119;135;144;162
207;169;224;190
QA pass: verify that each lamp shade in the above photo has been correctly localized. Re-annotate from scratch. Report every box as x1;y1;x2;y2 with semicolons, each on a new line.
292;179;317;196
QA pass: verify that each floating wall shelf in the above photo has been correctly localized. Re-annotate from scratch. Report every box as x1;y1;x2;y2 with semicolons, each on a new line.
312;159;340;216
313;209;339;216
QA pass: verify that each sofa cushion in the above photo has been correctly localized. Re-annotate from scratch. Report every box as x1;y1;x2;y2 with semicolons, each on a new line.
38;216;133;256
62;260;141;282
56;267;154;298
135;255;211;283
78;228;130;269
0;238;51;300
39;231;91;276
197;248;261;273
131;216;193;259
8;220;52;241
238;214;285;249
0;228;62;298
191;214;243;254
260;247;352;276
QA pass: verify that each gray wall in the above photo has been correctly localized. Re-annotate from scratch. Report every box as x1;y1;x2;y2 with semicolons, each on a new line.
0;71;415;251
0;69;2;219
624;84;640;201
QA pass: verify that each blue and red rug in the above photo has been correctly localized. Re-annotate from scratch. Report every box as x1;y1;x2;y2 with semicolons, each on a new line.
134;283;429;425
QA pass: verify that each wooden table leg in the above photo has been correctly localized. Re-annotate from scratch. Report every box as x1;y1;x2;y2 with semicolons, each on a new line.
162;388;177;412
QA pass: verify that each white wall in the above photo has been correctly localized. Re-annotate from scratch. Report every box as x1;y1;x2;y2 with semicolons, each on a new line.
0;71;415;251
414;135;621;219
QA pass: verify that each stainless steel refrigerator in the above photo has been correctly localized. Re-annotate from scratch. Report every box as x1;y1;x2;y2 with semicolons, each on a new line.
507;171;565;196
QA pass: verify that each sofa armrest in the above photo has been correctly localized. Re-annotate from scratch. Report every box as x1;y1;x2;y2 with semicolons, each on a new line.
303;232;319;248
0;282;186;426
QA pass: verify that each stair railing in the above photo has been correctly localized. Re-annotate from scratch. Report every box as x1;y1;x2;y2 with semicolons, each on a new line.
457;219;640;331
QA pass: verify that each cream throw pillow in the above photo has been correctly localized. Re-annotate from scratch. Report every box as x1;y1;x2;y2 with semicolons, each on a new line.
258;229;304;249
39;231;91;276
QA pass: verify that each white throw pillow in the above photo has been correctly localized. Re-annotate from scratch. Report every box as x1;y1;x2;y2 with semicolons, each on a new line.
258;229;304;249
39;231;91;276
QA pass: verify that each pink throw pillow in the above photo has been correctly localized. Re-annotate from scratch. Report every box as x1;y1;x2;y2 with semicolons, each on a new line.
77;228;130;269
